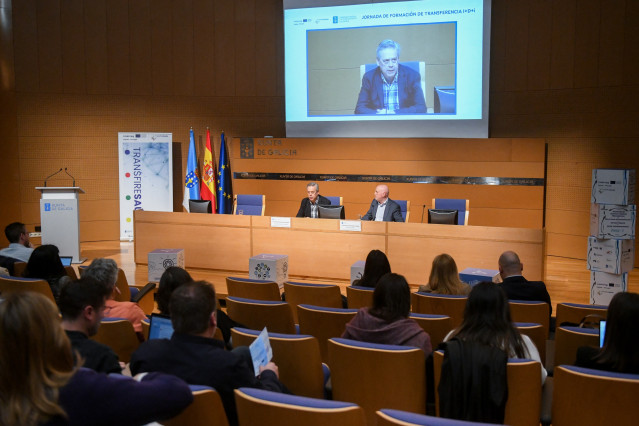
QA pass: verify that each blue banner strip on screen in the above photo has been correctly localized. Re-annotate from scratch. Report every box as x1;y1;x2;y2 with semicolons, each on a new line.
233;172;543;186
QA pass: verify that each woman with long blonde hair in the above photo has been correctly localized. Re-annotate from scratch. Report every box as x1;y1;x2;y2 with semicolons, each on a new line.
1;291;193;426
419;253;471;295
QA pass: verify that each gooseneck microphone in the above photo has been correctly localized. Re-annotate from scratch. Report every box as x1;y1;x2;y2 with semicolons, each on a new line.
64;168;76;187
44;168;63;187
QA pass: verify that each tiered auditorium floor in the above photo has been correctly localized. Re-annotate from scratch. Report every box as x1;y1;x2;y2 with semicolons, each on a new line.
78;241;638;313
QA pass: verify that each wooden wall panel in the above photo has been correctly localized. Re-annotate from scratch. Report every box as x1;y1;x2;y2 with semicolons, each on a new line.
193;0;216;95
36;0;62;93
128;0;153;95
61;0;86;94
84;0;108;94
106;0;131;95
172;0;194;96
12;0;39;92
214;0;235;96
549;0;575;89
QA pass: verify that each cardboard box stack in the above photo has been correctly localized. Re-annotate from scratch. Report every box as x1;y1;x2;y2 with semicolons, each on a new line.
588;169;636;304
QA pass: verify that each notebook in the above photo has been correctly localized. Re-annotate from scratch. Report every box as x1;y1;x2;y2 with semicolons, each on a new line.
149;314;174;340
599;320;606;348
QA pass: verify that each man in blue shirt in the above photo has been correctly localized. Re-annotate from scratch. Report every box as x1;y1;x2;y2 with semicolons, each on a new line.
0;222;34;262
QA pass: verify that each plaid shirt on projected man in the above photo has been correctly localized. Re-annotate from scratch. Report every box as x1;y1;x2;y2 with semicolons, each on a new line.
381;71;399;112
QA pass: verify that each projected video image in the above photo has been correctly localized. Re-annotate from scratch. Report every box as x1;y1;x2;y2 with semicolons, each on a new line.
307;23;456;116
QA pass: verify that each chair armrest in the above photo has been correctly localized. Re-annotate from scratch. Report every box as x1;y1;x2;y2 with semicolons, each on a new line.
131;282;156;303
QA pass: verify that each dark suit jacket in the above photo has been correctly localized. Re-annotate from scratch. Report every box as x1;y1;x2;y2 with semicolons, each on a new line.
130;333;287;426
355;64;427;114
296;194;331;218
499;275;553;315
362;198;404;222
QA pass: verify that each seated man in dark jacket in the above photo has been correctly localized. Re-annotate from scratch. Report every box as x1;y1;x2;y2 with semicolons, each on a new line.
130;281;287;426
498;250;552;316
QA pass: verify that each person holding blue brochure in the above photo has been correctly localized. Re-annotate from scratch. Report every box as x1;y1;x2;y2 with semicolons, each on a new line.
355;39;427;114
130;281;288;426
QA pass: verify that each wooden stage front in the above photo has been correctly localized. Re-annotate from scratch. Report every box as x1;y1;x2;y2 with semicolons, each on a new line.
133;211;544;289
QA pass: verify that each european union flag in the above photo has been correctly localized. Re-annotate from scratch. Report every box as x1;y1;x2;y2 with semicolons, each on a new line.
182;128;200;211
217;132;233;214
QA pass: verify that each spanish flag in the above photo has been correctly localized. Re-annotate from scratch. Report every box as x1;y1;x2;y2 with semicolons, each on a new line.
200;128;217;213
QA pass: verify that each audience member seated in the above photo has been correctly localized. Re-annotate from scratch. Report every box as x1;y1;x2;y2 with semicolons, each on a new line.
352;249;391;288
0;291;193;426
0;222;34;263
157;266;241;346
59;278;122;374
444;282;546;383
575;291;639;374
342;273;432;355
83;258;146;334
130;281;288;426
498;250;552;315
418;253;471;295
23;244;71;303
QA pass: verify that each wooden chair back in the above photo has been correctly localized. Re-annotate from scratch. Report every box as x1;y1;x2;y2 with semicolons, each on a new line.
232;327;325;398
556;302;607;327
553;326;599;368
226;276;281;301
410;292;467;329
235;388;365;426
346;286;374;309
328;338;426;425
164;386;229;426
283;281;343;323
515;322;547;366
508;300;550;338
226;296;295;334
91;318;140;363
0;276;56;304
409;313;453;350
553;365;639;426
297;304;358;363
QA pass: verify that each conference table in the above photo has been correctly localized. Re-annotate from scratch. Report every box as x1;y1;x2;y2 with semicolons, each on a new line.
133;211;544;285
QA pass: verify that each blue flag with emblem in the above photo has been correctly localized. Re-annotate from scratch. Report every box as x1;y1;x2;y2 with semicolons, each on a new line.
217;132;233;214
182;128;200;211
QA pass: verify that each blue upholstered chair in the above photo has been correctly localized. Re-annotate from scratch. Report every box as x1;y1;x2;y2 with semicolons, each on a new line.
226;276;281;301
324;196;343;206
409;313;453;350
431;198;469;225
233;194;265;216
434;86;456;114
410;292;467;329
553;326;599;369
346;285;375;309
555;302;607;328
283;281;343;323
395;199;410;222
231;327;326;398
377;409;497;425
328;338;426;425
0;275;56;303
235;387;366;426
552;366;639;426
164;385;229;426
297;304;358;363
225;296;296;334
509;299;550;339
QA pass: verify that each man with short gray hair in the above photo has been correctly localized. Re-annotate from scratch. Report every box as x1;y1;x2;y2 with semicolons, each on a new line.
83;258;146;333
355;39;426;114
296;182;331;218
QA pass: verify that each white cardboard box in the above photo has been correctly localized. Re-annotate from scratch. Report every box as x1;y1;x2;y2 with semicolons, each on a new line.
586;237;635;274
249;254;288;286
590;271;628;305
148;248;185;282
459;268;500;286
590;204;636;239
591;169;636;205
350;260;366;284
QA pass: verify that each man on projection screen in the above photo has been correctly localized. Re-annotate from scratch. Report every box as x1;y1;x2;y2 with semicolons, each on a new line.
355;39;427;115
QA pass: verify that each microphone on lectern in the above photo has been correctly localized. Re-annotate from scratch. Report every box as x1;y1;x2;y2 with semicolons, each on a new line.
44;168;63;187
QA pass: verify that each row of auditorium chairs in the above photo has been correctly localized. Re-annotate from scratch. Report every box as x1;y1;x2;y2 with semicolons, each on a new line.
163;337;639;426
196;195;470;224
1;263;156;315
